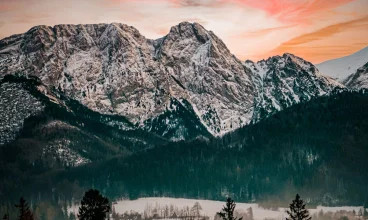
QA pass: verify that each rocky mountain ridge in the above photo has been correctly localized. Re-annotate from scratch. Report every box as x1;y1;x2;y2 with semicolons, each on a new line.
244;53;343;120
0;22;256;136
0;74;170;167
0;22;343;138
342;62;368;89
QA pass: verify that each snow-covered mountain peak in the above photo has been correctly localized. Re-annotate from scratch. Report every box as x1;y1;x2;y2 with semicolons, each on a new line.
343;62;368;89
245;54;344;121
316;46;368;81
0;22;256;137
245;53;320;79
167;22;210;43
264;53;314;70
0;22;346;138
156;21;255;135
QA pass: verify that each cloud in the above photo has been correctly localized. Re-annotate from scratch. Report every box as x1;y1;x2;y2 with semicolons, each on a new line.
229;0;354;23
237;25;296;37
0;5;9;12
261;15;368;62
168;0;225;7
107;0;225;8
0;1;21;12
273;15;368;46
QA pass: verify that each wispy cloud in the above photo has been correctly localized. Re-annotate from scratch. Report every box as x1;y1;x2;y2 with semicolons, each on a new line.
0;0;23;12
261;15;368;62
168;0;221;7
237;25;296;37
272;16;368;47
228;0;354;23
108;0;224;7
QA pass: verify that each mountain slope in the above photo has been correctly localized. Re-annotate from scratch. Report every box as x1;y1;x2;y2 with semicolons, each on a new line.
143;98;212;141
0;22;346;138
245;54;343;120
0;75;168;169
342;62;368;89
316;46;368;81
0;22;255;136
8;89;368;206
157;22;255;135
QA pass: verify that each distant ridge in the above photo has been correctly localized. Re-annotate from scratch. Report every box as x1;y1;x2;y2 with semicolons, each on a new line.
316;46;368;81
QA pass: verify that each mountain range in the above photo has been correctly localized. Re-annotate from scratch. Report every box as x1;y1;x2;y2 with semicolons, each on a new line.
2;22;362;141
1;22;368;209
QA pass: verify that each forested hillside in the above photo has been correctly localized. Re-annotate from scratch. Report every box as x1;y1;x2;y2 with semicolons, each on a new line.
2;89;367;208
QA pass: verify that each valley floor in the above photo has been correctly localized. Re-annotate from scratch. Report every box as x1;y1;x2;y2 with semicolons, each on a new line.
68;197;366;220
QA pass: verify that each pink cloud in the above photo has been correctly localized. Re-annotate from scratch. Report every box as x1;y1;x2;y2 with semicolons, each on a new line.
227;0;354;23
0;3;14;12
107;0;225;7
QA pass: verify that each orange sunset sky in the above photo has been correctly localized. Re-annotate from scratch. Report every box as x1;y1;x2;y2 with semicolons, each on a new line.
0;0;367;63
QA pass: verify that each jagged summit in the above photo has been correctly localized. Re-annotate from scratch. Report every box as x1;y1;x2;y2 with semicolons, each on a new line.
0;21;255;136
244;53;344;120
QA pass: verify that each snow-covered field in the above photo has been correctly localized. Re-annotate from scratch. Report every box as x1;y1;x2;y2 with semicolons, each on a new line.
68;197;365;220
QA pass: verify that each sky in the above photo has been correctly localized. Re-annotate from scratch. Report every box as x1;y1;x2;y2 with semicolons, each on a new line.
0;0;367;63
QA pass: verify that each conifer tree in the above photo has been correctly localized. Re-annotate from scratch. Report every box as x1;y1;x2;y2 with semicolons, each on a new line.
15;197;34;220
286;194;311;220
217;198;243;220
78;189;110;220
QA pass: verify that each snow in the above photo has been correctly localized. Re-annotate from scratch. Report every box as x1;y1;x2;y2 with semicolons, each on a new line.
191;41;211;66
0;83;44;145
68;197;365;220
244;60;268;79
190;102;218;136
342;63;368;89
247;53;343;122
316;46;368;81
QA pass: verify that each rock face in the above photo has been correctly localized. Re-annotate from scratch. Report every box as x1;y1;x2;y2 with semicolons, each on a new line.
0;22;255;136
157;23;255;135
245;53;344;120
0;22;343;137
0;75;167;167
343;62;368;89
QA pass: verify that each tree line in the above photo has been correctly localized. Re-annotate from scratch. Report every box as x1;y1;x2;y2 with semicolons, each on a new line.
4;190;318;220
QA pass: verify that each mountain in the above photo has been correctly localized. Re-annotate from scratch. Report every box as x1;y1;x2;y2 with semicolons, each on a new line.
0;22;255;136
316;46;368;81
0;74;168;169
1;22;367;214
245;54;343;120
342;62;368;89
0;22;343;138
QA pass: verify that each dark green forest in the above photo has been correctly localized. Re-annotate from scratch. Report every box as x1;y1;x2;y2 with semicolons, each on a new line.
1;76;368;219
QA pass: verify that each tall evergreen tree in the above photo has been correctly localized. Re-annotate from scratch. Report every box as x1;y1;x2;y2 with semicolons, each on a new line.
217;198;243;220
78;189;110;220
14;198;34;220
286;194;311;220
